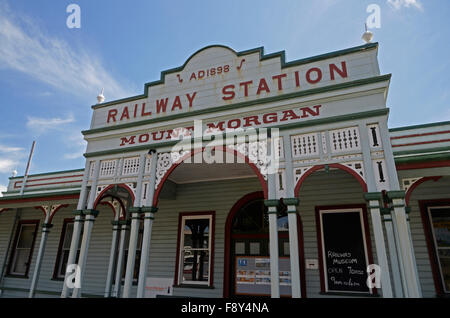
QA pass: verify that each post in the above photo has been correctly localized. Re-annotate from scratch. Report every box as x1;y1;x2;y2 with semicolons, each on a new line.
113;220;129;297
383;214;403;297
137;151;158;298
29;209;52;298
104;217;120;297
20;140;36;195
61;160;94;297
122;153;146;297
364;193;393;298
282;133;302;298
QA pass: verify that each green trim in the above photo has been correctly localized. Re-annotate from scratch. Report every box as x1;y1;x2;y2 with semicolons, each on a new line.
283;198;299;206
4;185;82;196
393;146;450;156
141;206;158;213
72;209;84;216
380;208;391;215
9;168;85;180
111;220;120;226
0;189;80;201
364;192;383;201
386;191;406;200
42;223;54;229
144;216;155;220
128;207;141;214
119;219;131;226
83;209;99;217
389;120;450;133
91;42;378;110
83;74;390;136
84;108;389;158
264;199;280;207
394;152;450;164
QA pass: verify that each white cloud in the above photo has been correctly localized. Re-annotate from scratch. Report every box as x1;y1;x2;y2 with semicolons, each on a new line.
0;184;6;197
26;114;75;134
0;2;132;103
387;0;423;11
63;133;86;160
0;144;23;153
0;158;17;173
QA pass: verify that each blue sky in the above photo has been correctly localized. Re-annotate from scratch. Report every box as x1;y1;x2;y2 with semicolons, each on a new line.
0;0;449;193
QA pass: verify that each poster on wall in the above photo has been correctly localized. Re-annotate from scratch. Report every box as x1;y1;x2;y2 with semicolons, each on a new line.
235;256;292;296
144;277;174;298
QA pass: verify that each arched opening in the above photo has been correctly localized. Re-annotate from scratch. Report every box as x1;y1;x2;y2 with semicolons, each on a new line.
152;147;268;207
93;184;135;219
223;192;306;297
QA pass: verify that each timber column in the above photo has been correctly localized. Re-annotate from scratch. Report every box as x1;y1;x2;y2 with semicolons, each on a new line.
104;218;120;297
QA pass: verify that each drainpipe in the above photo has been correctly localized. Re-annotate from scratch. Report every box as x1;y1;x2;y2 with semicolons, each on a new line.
0;208;21;296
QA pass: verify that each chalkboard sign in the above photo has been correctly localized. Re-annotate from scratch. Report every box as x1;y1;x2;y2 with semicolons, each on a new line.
319;209;371;294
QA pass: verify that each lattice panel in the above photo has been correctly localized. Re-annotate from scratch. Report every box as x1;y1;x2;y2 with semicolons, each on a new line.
291;133;319;158
89;161;95;177
329;127;360;153
99;160;116;177
402;177;421;192
122;157;140;175
144;156;152;173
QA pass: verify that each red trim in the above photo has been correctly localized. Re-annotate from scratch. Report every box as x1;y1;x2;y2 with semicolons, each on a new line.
391;130;450;140
0;208;9;214
6;219;40;278
93;184;135;211
405;176;442;206
14;174;84;189
48;204;69;224
396;160;450;170
34;206;48;217
0;194;79;205
315;204;376;295
174;211;215;287
392;139;450;148
152;147;268;206
99;201;117;218
418;199;450;296
52;218;75;280
294;163;368;197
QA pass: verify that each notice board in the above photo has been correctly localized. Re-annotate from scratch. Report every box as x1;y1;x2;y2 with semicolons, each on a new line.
319;209;371;294
235;256;292;296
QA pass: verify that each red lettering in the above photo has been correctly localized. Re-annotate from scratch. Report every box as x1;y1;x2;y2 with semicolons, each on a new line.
300;105;321;118
152;131;164;141
107;109;117;123
120;107;130;121
280;110;301;122
240;80;253;97
272;73;287;91
222;84;235;101
190;72;196;81
306;67;322;84
329;61;348;80
262;113;278;124
256;78;270;95
243;116;261;127
186;92;197;108
138;134;150;143
133;104;138;118
171;96;182;111
198;70;205;79
120;136;136;146
156;98;169;114
227;119;241;129
206;122;225;132
295;71;300;88
141;102;151;117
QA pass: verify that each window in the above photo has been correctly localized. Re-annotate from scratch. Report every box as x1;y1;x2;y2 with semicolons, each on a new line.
7;220;39;277
176;212;215;286
53;219;83;279
426;205;450;294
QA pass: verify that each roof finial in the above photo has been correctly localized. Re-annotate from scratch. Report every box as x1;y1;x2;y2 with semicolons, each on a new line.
97;88;105;104
362;23;374;43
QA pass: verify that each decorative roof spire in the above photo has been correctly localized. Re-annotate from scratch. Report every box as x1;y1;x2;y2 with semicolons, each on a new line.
362;23;374;43
97;88;105;104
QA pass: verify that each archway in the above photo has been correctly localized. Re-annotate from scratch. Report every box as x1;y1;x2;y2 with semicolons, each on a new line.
152;146;269;207
93;183;135;220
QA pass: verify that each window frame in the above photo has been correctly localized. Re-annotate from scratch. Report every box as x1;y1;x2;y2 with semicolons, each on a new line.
53;218;80;280
419;199;450;296
175;211;215;287
7;219;40;278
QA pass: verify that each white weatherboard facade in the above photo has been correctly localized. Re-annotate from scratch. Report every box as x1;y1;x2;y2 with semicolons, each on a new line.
0;43;449;298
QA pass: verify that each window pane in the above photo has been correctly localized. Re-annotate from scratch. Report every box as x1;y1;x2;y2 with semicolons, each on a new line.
184;219;209;249
17;225;35;248
429;207;450;291
63;223;74;249
182;249;209;282
12;249;31;274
